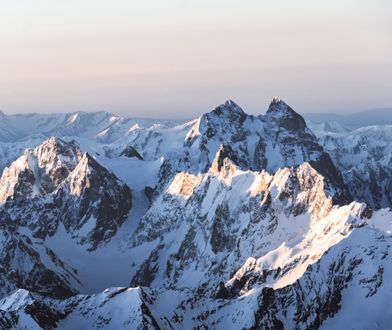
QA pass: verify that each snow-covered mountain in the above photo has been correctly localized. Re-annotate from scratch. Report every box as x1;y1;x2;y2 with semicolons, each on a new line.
0;138;132;250
311;125;392;210
0;98;391;329
304;107;392;128
0;111;187;171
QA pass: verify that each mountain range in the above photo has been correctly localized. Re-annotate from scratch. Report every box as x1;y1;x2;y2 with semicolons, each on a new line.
0;98;391;329
304;108;392;128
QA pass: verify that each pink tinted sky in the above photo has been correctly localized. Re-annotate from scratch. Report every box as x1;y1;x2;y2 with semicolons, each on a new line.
0;0;391;117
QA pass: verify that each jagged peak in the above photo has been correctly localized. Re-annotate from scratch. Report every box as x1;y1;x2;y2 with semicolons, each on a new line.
36;136;77;152
70;152;112;180
271;162;335;218
66;110;111;123
210;144;238;176
273;162;324;190
265;97;307;131
34;137;82;171
210;99;245;118
167;172;202;198
267;97;297;116
0;137;85;203
184;101;246;145
63;153;102;197
73;152;101;172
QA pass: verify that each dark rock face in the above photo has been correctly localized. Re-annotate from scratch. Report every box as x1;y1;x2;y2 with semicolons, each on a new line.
130;244;163;287
0;222;77;299
120;145;143;160
215;281;230;299
266;97;307;131
308;153;351;205
210;203;235;254
54;153;132;249
252;287;284;330
24;300;68;330
144;186;155;203
253;137;267;171
0;310;17;330
210;144;238;173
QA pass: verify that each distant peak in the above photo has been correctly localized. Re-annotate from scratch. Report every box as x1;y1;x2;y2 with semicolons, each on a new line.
41;136;65;146
265;97;307;131
224;99;239;108
36;136;79;152
267;97;294;115
210;100;245;117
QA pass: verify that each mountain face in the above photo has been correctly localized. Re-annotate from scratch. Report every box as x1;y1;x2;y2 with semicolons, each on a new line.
0;98;391;329
129;152;364;293
169;98;351;205
0;137;83;203
0;138;132;250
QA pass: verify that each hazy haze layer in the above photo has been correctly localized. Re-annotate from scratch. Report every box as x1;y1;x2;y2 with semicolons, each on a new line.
1;0;391;117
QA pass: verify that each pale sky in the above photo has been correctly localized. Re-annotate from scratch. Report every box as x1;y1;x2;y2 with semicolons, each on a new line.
0;0;391;117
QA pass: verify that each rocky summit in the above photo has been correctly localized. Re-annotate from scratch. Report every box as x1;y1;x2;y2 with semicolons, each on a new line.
0;98;391;329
